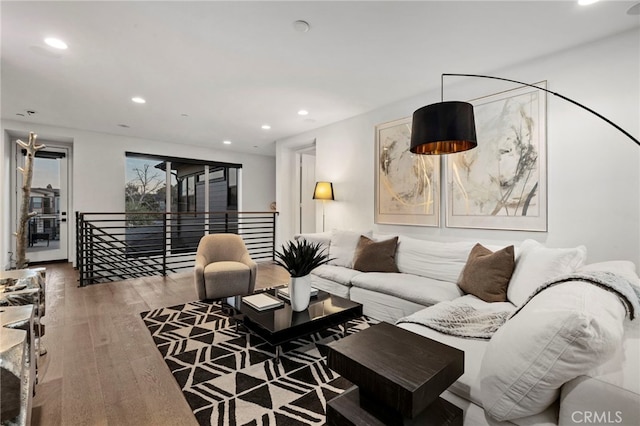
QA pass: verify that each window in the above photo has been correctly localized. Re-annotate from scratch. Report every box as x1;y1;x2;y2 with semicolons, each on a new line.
125;152;242;254
125;152;241;214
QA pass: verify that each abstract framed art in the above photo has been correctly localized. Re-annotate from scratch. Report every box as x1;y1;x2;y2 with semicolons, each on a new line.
375;117;440;226
445;82;547;231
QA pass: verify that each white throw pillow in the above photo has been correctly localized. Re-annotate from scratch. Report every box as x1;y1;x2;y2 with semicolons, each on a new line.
294;232;332;253
328;229;372;268
507;239;587;306
480;281;626;421
396;236;475;283
580;260;639;286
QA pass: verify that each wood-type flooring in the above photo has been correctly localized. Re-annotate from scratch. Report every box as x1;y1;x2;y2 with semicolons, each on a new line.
29;261;290;426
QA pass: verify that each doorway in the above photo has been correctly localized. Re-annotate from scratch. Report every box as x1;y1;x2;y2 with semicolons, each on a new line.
296;149;316;234
14;144;70;263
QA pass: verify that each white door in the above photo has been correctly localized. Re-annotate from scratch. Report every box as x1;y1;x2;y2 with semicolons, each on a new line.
15;145;69;263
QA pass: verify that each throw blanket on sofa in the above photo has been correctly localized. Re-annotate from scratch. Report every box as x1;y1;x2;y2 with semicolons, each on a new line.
396;271;640;340
396;298;514;340
512;270;640;320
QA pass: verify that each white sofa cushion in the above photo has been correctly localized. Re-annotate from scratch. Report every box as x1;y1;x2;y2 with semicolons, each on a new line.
350;272;463;307
480;280;626;421
396;236;475;283
310;274;351;299
507;239;587;306
311;264;360;286
328;229;372;268
350;287;429;323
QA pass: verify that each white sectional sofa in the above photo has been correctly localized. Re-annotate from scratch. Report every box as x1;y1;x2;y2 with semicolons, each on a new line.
295;230;640;426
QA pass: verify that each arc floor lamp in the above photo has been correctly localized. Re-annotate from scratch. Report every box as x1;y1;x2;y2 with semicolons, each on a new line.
409;73;639;156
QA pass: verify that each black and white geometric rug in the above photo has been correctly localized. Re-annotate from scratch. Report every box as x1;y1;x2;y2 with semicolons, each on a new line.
140;300;373;425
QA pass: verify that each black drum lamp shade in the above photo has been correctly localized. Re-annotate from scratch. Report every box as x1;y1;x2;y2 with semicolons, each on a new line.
410;101;477;155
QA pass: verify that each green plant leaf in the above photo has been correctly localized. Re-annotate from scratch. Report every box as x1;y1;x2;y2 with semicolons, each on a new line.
274;239;334;277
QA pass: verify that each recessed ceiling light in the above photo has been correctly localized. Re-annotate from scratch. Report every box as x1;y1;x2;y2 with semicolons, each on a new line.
293;20;311;33
44;37;68;50
297;110;309;116
261;124;271;130
131;97;146;104
223;140;232;145
578;0;599;5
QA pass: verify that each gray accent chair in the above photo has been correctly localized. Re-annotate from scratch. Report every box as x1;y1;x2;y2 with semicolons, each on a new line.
194;234;257;300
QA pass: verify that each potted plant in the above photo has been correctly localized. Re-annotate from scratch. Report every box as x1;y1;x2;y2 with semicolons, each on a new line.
274;239;333;311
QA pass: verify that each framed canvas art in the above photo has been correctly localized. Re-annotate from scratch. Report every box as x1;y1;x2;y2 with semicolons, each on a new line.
445;82;547;231
375;117;440;226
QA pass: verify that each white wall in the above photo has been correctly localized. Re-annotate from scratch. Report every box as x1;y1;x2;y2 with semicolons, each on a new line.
0;131;11;268
276;29;640;266
1;121;276;267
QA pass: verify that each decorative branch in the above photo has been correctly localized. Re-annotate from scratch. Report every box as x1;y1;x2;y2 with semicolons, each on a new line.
15;132;46;269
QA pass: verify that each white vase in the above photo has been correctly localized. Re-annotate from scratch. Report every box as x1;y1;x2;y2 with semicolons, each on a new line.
289;275;311;312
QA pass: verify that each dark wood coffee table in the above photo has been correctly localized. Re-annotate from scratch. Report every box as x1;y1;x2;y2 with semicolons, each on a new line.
325;321;464;426
223;286;363;362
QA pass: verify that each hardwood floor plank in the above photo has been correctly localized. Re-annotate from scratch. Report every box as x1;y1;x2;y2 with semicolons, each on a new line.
130;355;198;426
30;379;63;426
112;313;164;362
30;261;291;425
93;342;155;426
37;325;64;382
59;322;108;425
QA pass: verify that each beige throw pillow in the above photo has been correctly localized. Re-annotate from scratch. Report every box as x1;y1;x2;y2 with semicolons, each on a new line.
352;235;399;273
458;243;515;303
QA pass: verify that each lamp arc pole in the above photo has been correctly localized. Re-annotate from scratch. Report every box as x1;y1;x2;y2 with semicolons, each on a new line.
441;73;639;147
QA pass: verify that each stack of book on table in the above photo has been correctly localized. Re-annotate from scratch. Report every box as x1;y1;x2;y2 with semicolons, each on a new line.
242;292;284;311
276;286;319;300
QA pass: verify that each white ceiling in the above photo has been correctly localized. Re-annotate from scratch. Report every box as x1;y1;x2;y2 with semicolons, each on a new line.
2;1;639;155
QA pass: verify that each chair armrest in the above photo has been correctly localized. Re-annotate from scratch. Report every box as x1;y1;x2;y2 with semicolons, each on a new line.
240;253;258;293
194;253;208;300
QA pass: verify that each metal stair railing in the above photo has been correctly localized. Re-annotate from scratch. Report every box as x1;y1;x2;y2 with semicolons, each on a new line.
80;222;166;284
76;211;278;286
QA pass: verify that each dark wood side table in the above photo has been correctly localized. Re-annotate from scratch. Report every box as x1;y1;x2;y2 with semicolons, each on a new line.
325;321;464;426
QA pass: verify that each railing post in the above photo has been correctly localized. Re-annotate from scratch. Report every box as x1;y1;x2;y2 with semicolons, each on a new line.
162;213;167;276
77;212;84;286
272;212;277;261
88;222;94;285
